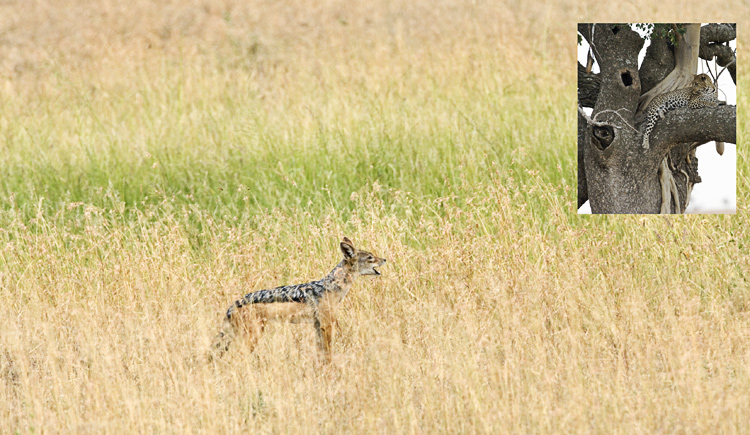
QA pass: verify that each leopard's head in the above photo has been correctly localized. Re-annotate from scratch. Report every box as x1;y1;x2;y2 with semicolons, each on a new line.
691;73;716;91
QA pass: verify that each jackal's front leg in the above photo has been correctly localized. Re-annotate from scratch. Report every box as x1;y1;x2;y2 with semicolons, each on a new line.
314;314;335;363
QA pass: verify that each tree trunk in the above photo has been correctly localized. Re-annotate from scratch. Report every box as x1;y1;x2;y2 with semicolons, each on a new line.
578;23;736;214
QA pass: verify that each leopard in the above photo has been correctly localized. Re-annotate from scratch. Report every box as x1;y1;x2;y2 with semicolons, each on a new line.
641;73;718;150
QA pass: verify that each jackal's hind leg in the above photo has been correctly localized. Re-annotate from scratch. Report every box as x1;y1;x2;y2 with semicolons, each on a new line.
237;312;267;354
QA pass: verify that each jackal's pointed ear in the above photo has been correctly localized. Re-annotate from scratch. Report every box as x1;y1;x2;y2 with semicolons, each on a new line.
341;238;356;258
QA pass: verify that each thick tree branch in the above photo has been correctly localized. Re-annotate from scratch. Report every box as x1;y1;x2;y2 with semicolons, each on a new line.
700;23;736;44
638;34;673;97
648;105;736;152
699;23;736;84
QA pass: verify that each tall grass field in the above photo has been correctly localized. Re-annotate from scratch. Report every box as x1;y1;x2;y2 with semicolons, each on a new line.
1;1;748;433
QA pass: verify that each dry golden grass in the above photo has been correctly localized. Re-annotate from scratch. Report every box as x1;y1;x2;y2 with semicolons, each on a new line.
3;196;750;433
0;0;748;433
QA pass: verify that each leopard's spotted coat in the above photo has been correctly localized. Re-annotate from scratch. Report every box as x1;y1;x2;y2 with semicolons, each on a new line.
642;73;718;149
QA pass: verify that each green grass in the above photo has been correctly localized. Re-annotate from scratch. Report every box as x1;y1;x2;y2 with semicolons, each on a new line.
0;58;574;237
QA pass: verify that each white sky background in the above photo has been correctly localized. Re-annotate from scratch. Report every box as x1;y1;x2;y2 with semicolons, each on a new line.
578;24;737;214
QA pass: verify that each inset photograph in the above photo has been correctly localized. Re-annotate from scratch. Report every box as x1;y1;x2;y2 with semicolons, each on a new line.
577;24;736;214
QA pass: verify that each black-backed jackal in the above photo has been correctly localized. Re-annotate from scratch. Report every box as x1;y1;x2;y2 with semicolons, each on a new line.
211;237;386;363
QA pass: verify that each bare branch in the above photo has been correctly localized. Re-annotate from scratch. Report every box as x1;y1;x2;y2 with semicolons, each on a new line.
699;44;736;84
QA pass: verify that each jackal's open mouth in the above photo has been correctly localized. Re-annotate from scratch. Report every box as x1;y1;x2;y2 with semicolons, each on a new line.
373;267;381;276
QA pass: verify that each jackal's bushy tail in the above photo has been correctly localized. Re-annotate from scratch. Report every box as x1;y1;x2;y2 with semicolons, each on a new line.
208;317;235;362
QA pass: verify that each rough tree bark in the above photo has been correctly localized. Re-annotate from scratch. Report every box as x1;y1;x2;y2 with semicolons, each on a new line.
577;23;736;214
